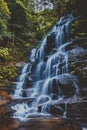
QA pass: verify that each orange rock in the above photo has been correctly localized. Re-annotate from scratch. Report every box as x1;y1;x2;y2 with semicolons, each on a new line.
0;91;10;99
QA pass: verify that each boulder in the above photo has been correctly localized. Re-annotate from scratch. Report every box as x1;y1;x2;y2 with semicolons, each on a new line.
58;74;77;97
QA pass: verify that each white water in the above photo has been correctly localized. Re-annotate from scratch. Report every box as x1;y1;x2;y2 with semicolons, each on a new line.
13;63;29;99
82;128;87;130
12;15;79;121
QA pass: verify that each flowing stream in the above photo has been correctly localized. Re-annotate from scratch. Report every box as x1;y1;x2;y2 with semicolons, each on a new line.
12;15;79;121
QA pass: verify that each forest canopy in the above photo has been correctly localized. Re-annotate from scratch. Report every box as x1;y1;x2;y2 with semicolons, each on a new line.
0;0;87;45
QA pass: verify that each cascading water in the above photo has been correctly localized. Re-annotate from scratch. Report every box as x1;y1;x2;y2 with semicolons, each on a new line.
13;63;29;99
12;15;79;120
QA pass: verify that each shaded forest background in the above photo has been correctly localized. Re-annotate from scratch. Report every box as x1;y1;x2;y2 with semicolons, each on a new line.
0;0;87;88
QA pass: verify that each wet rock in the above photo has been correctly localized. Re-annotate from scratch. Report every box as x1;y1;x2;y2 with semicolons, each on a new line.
44;56;48;62
50;101;87;121
66;101;87;121
0;118;82;130
77;67;87;85
46;32;56;54
69;60;87;72
24;76;33;87
79;87;87;98
73;38;87;48
65;41;87;121
66;38;87;51
11;97;34;106
30;62;37;72
50;104;64;115
68;47;86;61
68;47;87;88
58;75;77;97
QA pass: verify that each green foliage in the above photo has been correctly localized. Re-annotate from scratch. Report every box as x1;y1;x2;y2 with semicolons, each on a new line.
0;0;10;17
0;0;11;41
0;65;19;87
1;66;18;81
0;47;9;61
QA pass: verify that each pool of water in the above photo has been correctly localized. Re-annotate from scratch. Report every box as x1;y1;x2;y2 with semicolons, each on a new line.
0;117;83;130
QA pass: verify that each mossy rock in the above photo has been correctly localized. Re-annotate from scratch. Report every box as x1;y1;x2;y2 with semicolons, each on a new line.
71;17;87;41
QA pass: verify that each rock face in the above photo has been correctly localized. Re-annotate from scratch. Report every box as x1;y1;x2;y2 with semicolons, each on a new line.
68;39;87;96
62;38;87;121
43;38;87;122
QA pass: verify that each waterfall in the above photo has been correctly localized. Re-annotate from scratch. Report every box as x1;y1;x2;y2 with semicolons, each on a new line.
12;15;79;121
13;63;29;99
